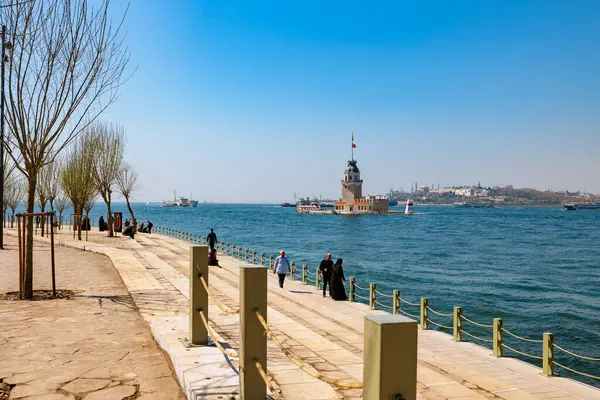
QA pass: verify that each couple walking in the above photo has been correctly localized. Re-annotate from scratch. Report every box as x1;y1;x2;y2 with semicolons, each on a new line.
319;254;348;301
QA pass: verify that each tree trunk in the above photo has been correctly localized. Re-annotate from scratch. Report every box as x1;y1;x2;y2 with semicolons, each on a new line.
103;192;114;238
24;178;36;300
58;210;63;230
40;201;46;237
125;195;135;224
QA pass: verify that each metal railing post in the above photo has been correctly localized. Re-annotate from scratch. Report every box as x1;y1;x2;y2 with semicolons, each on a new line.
453;306;462;342
269;255;274;271
393;290;400;314
364;315;417;400
316;268;321;289
302;264;307;284
290;261;295;280
190;245;209;345
240;264;267;399
245;248;249;262
420;298;428;330
260;252;264;266
493;318;503;357
349;277;355;302
543;332;554;376
370;282;376;310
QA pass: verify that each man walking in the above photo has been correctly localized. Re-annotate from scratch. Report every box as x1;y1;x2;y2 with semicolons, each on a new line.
273;250;290;289
207;228;217;251
319;253;333;297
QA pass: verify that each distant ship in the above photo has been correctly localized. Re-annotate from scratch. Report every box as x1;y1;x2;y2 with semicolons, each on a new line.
281;193;298;207
563;202;600;210
163;191;195;207
454;202;493;208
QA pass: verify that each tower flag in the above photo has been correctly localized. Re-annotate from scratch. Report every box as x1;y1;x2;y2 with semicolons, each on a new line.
352;132;356;148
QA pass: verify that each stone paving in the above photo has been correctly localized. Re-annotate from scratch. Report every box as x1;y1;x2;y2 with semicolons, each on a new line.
0;235;185;400
5;227;600;399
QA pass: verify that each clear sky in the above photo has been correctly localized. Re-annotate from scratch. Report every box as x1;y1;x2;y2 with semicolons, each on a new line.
103;0;600;202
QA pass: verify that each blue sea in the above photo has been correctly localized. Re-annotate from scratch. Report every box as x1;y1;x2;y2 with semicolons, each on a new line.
63;203;600;386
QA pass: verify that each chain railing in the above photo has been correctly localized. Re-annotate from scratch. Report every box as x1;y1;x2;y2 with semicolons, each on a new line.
255;310;364;389
157;225;600;384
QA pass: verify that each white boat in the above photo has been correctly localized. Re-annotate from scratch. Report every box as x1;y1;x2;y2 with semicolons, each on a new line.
190;193;199;207
163;190;192;207
296;203;331;214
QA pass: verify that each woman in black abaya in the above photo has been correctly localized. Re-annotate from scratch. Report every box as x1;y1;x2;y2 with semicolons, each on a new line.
330;258;348;301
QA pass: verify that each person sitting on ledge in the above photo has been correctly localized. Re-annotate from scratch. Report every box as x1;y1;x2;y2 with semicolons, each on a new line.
122;224;135;239
208;248;219;266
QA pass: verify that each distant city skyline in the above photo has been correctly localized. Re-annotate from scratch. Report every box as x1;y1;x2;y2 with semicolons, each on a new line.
100;1;600;203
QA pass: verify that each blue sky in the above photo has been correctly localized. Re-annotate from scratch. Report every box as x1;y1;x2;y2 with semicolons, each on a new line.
103;1;600;202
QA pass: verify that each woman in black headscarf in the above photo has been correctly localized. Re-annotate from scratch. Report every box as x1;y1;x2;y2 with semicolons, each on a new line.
330;258;348;301
99;216;106;232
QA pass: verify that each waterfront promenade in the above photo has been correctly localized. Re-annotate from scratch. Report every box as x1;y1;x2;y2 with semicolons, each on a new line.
4;228;599;399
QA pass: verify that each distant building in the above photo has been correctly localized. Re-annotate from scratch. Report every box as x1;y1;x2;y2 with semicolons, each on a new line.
334;159;389;214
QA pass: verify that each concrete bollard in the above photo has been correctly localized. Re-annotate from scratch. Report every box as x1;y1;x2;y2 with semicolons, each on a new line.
252;251;257;264
240;264;267;399
370;282;377;310
190;245;209;345
349;277;355;302
420;298;428;330
393;290;400;314
543;332;554;376
493;318;503;357
364;315;417;400
453;307;462;342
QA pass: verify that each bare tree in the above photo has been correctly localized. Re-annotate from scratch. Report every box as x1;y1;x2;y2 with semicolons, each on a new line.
61;135;97;240
116;162;138;224
37;163;52;234
54;192;70;228
88;123;124;237
1;0;130;299
43;157;62;214
5;175;25;227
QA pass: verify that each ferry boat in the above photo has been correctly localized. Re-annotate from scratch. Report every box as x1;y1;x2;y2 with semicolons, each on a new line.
454;202;493;208
163;191;194;207
296;203;331;214
563;202;600;210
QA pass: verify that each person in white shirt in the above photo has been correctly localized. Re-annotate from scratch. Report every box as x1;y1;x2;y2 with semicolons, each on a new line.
273;250;290;288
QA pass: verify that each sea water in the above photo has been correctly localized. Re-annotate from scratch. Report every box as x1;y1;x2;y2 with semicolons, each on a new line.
67;203;600;386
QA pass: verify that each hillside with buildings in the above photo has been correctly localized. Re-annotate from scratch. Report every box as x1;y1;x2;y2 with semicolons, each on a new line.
389;183;599;205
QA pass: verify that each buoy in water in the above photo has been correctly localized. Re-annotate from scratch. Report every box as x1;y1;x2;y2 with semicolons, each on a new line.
405;199;414;214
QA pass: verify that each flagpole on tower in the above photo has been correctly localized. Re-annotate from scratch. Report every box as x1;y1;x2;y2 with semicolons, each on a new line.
351;132;355;161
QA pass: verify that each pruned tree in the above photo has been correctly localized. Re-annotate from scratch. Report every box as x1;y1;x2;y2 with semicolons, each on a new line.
54;193;71;229
88;122;124;237
61;135;97;241
1;0;130;299
116;163;138;224
5;175;25;227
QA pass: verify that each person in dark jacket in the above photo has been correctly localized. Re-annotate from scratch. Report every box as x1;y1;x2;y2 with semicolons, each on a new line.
147;221;153;234
330;258;348;301
99;216;106;232
319;253;333;297
207;228;217;250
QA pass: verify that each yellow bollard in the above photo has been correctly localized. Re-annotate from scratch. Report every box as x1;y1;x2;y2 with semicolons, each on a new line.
420;298;428;330
493;318;503;357
240;264;267;399
364;315;418;400
370;282;377;310
349;277;355;302
393;290;400;314
190;245;209;345
453;307;462;342
543;332;554;376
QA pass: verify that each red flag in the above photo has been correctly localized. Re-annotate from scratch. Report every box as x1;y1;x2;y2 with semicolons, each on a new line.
352;143;356;148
